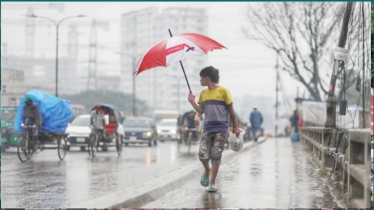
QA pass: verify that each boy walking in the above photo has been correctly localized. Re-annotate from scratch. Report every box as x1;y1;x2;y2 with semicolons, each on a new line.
188;66;240;192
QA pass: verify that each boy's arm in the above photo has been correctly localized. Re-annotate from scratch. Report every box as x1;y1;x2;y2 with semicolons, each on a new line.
190;102;204;115
188;93;204;114
228;105;240;137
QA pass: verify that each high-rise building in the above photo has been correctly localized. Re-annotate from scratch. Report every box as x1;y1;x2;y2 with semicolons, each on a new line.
120;7;208;115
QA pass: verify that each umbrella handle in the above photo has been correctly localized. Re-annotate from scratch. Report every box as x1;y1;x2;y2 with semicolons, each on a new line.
169;28;192;94
179;60;192;94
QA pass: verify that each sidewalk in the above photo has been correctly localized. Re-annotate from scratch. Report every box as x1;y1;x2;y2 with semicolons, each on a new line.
143;138;345;208
70;140;261;208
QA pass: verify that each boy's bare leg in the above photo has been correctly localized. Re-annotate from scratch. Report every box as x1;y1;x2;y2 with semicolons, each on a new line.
202;160;211;176
209;164;220;185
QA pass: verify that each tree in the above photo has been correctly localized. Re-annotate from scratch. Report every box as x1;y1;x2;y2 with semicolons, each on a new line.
242;2;345;100
61;90;151;117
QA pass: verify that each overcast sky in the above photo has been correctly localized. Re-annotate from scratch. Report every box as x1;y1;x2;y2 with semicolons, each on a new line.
1;2;303;102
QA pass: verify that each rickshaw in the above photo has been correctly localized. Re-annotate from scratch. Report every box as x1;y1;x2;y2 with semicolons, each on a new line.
87;104;123;157
14;90;72;162
1;107;20;152
178;111;202;153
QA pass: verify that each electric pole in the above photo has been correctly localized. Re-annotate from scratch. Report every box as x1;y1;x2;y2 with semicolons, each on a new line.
275;54;279;138
325;2;354;129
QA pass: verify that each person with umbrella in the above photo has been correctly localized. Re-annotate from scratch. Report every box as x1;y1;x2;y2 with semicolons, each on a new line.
133;30;231;192
188;66;240;192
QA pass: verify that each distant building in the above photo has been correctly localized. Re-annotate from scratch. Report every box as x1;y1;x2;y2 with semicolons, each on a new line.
97;76;120;91
120;7;208;114
1;56;79;95
1;68;53;107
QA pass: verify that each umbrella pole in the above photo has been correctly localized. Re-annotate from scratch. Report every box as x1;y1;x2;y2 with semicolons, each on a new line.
179;61;192;93
169;29;192;93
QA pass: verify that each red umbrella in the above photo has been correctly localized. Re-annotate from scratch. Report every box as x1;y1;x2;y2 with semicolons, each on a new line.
134;29;226;93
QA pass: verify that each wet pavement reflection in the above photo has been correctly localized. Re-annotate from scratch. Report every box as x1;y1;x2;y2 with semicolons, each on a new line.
144;138;346;208
1;141;200;208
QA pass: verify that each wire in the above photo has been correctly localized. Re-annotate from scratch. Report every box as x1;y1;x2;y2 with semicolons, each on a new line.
346;2;363;128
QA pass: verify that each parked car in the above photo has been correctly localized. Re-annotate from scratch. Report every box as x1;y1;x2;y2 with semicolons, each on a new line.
66;114;124;151
157;118;179;142
122;117;157;147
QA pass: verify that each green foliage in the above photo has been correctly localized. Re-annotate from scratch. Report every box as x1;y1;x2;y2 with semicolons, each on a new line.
61;90;151;117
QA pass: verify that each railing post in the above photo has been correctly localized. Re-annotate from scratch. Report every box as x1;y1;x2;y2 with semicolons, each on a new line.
321;130;325;169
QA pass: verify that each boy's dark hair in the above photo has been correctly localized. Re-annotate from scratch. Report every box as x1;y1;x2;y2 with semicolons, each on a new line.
200;66;219;83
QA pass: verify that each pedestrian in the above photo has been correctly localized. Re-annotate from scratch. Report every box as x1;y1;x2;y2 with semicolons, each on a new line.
188;66;240;192
298;112;304;128
289;110;299;133
249;106;263;141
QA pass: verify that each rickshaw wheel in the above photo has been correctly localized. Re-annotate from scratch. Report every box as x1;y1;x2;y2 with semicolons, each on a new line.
87;134;93;155
102;142;108;152
116;134;122;156
90;134;98;157
17;136;30;162
58;136;67;161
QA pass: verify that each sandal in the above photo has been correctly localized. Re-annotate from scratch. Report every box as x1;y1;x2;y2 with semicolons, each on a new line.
207;185;218;192
200;175;209;187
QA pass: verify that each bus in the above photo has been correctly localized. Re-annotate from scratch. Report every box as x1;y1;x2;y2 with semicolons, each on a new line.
71;104;86;122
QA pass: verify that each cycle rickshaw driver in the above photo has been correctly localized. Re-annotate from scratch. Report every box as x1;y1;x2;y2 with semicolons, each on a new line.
184;110;199;144
21;96;42;151
90;104;105;140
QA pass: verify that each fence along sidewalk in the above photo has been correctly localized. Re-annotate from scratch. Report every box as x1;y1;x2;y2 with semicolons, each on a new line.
300;127;371;208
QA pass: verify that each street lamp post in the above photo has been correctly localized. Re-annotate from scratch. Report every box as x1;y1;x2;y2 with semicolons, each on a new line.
117;52;138;117
27;14;86;97
132;56;137;117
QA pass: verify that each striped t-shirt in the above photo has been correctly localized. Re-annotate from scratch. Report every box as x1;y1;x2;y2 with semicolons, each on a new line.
198;86;233;133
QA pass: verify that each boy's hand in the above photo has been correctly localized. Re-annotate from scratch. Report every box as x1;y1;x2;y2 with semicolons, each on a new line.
188;92;196;103
233;127;241;137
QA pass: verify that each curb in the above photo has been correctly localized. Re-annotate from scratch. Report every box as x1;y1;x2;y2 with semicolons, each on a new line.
70;138;267;208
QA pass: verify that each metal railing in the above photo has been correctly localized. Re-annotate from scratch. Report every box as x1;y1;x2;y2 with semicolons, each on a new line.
300;127;371;208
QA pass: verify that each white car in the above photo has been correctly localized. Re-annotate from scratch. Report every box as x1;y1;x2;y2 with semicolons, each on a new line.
65;114;125;151
157;118;179;141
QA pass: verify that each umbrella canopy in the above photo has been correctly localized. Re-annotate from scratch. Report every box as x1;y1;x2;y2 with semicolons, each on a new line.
279;113;291;119
134;33;226;75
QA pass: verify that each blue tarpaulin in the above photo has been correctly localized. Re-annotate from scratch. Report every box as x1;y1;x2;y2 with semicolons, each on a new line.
14;89;73;134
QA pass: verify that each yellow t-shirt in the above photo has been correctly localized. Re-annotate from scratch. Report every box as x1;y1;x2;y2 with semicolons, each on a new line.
198;86;232;133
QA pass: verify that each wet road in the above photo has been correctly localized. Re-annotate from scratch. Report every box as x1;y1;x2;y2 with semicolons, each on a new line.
144;138;346;208
1;141;200;208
